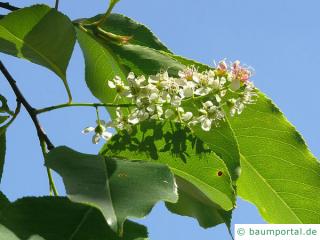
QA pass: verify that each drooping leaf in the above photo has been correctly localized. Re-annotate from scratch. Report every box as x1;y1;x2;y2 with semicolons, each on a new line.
166;176;232;230
45;146;177;233
0;193;148;240
0;5;76;101
101;121;236;213
228;93;320;223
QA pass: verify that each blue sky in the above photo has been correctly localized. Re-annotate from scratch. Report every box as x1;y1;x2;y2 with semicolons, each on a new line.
1;0;319;239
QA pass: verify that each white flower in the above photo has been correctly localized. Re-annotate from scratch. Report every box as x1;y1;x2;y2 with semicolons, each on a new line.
203;101;214;108
127;72;146;97
82;120;113;144
103;60;256;135
198;115;212;131
230;98;245;116
196;101;225;131
114;108;133;133
129;108;149;123
179;81;196;98
108;76;130;97
181;111;193;122
178;66;200;82
171;95;182;107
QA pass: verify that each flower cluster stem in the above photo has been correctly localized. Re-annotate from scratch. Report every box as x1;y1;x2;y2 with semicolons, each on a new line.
36;102;134;114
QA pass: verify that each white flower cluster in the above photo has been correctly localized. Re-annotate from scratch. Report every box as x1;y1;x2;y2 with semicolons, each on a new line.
82;60;257;144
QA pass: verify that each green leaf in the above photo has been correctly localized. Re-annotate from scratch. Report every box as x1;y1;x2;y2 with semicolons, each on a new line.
182;98;240;182
166;54;320;223
0;5;76;101
228;92;320;223
160;51;211;72
45;146;177;233
0;193;148;240
76;20;184;115
155;54;241;181
76;29;127;116
85;13;170;52
0;131;5;185
101;121;236;212
166;176;232;229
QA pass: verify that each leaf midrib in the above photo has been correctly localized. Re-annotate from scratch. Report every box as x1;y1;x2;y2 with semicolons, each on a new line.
68;208;92;240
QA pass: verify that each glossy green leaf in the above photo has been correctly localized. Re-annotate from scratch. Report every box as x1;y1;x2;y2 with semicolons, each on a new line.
0;5;76;101
76;29;127;116
166;176;232;229
182;98;240;182
84;13;170;52
167;54;320;223
0;193;148;240
45;146;177;233
101;121;236;213
228;92;320;223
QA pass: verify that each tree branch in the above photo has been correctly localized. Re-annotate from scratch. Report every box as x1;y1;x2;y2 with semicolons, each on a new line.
0;61;54;150
55;0;60;10
0;2;20;11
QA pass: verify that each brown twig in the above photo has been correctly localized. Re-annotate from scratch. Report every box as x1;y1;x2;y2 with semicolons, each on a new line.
0;61;54;150
0;2;20;11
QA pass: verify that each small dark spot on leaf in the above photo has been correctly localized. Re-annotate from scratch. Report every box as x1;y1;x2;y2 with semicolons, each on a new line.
217;171;223;177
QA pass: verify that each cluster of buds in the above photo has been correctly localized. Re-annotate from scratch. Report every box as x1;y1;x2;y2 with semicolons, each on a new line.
82;60;257;144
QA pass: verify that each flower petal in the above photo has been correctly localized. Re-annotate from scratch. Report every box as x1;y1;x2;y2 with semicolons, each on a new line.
82;126;95;134
101;131;113;141
92;134;101;144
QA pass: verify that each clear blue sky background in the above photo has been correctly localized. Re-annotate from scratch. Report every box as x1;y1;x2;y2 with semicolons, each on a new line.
1;0;320;239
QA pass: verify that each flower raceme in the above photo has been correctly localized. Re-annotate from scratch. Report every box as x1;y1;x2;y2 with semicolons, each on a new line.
82;60;257;143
